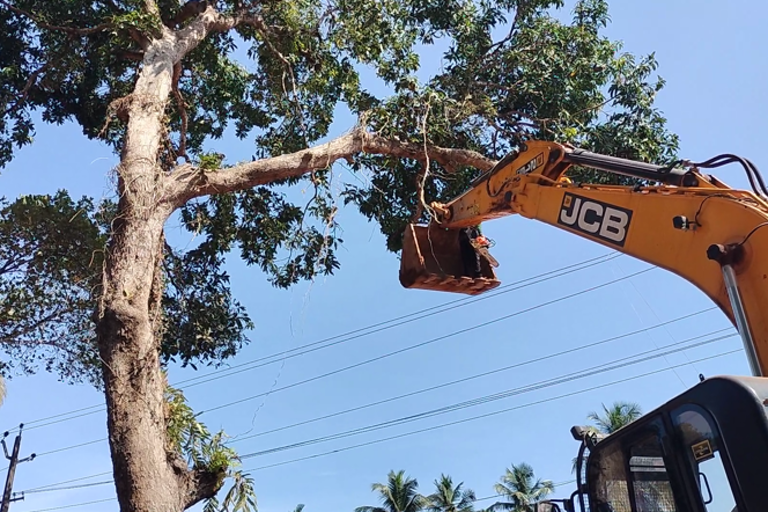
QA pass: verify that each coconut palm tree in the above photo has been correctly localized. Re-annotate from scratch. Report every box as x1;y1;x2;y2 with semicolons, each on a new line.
487;463;554;512
571;401;644;474
426;474;476;512
0;375;5;408
356;470;428;512
588;401;643;434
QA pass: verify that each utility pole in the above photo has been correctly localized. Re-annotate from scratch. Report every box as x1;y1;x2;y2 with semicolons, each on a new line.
1;424;35;512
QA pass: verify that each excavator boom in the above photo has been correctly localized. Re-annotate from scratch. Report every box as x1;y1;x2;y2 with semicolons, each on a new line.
398;140;768;512
400;140;768;375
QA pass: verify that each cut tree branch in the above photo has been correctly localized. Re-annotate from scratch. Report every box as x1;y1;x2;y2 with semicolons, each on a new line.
0;0;114;35
167;128;496;205
180;463;227;510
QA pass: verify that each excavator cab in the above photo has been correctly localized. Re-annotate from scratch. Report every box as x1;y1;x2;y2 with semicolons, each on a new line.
399;223;500;295
565;376;768;512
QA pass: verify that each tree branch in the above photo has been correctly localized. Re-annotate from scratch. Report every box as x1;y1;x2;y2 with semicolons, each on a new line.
2;62;49;117
181;464;227;509
172;4;225;58
173;4;279;60
168;128;496;204
115;50;145;62
99;0;122;13
0;305;78;343
171;63;190;162
143;0;160;17
165;0;210;28
0;0;114;35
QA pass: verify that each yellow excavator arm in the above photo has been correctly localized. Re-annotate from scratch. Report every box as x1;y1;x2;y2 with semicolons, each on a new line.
400;140;768;377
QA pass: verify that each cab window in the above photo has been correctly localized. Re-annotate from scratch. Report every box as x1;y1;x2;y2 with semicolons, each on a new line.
671;404;738;512
589;420;679;512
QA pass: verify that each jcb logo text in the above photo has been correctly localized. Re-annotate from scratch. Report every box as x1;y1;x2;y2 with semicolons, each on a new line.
557;193;632;246
516;152;544;175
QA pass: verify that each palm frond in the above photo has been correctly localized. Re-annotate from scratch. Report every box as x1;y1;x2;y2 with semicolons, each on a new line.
355;507;388;512
587;401;643;434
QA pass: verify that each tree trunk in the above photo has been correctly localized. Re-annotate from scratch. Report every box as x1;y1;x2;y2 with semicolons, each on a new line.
97;214;181;512
94;31;213;512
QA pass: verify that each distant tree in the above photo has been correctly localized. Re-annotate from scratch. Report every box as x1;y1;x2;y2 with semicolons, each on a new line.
356;470;428;512
572;401;644;474
588;401;643;434
488;463;554;512
426;474;476;512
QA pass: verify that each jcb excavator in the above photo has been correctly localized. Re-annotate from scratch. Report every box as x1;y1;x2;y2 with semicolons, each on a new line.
398;140;768;512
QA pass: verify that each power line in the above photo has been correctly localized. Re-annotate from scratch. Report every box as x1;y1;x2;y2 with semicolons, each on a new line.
10;252;623;433
25;497;114;512
242;348;742;472
20;323;725;494
21;481;578;512
236;330;737;459
200;267;655;416
9;263;676;491
19;342;738;496
38;265;659;446
23;481;113;494
33;439;104;458
23;472;112;493
228;310;721;444
20;296;715;465
177;253;625;390
474;479;578;503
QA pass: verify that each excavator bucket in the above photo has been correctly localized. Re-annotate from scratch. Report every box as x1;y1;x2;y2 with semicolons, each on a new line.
399;223;500;295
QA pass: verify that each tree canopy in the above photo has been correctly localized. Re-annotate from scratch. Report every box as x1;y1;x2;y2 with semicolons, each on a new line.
488;462;554;512
0;0;678;381
588;401;643;434
356;469;429;512
0;0;677;510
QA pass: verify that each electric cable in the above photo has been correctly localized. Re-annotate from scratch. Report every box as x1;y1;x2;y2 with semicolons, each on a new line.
20;481;578;512
24;299;717;464
10;252;622;433
28;335;737;493
474;478;577;503
738;222;768;247
228;309;720;444
24;471;113;493
17;261;654;462
236;329;737;459
242;348;742;472
199;267;655;416
22;480;114;494
33;438;105;458
25;498;115;512
176;252;623;389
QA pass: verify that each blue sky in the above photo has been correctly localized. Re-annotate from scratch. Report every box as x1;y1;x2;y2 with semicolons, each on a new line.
0;1;766;511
